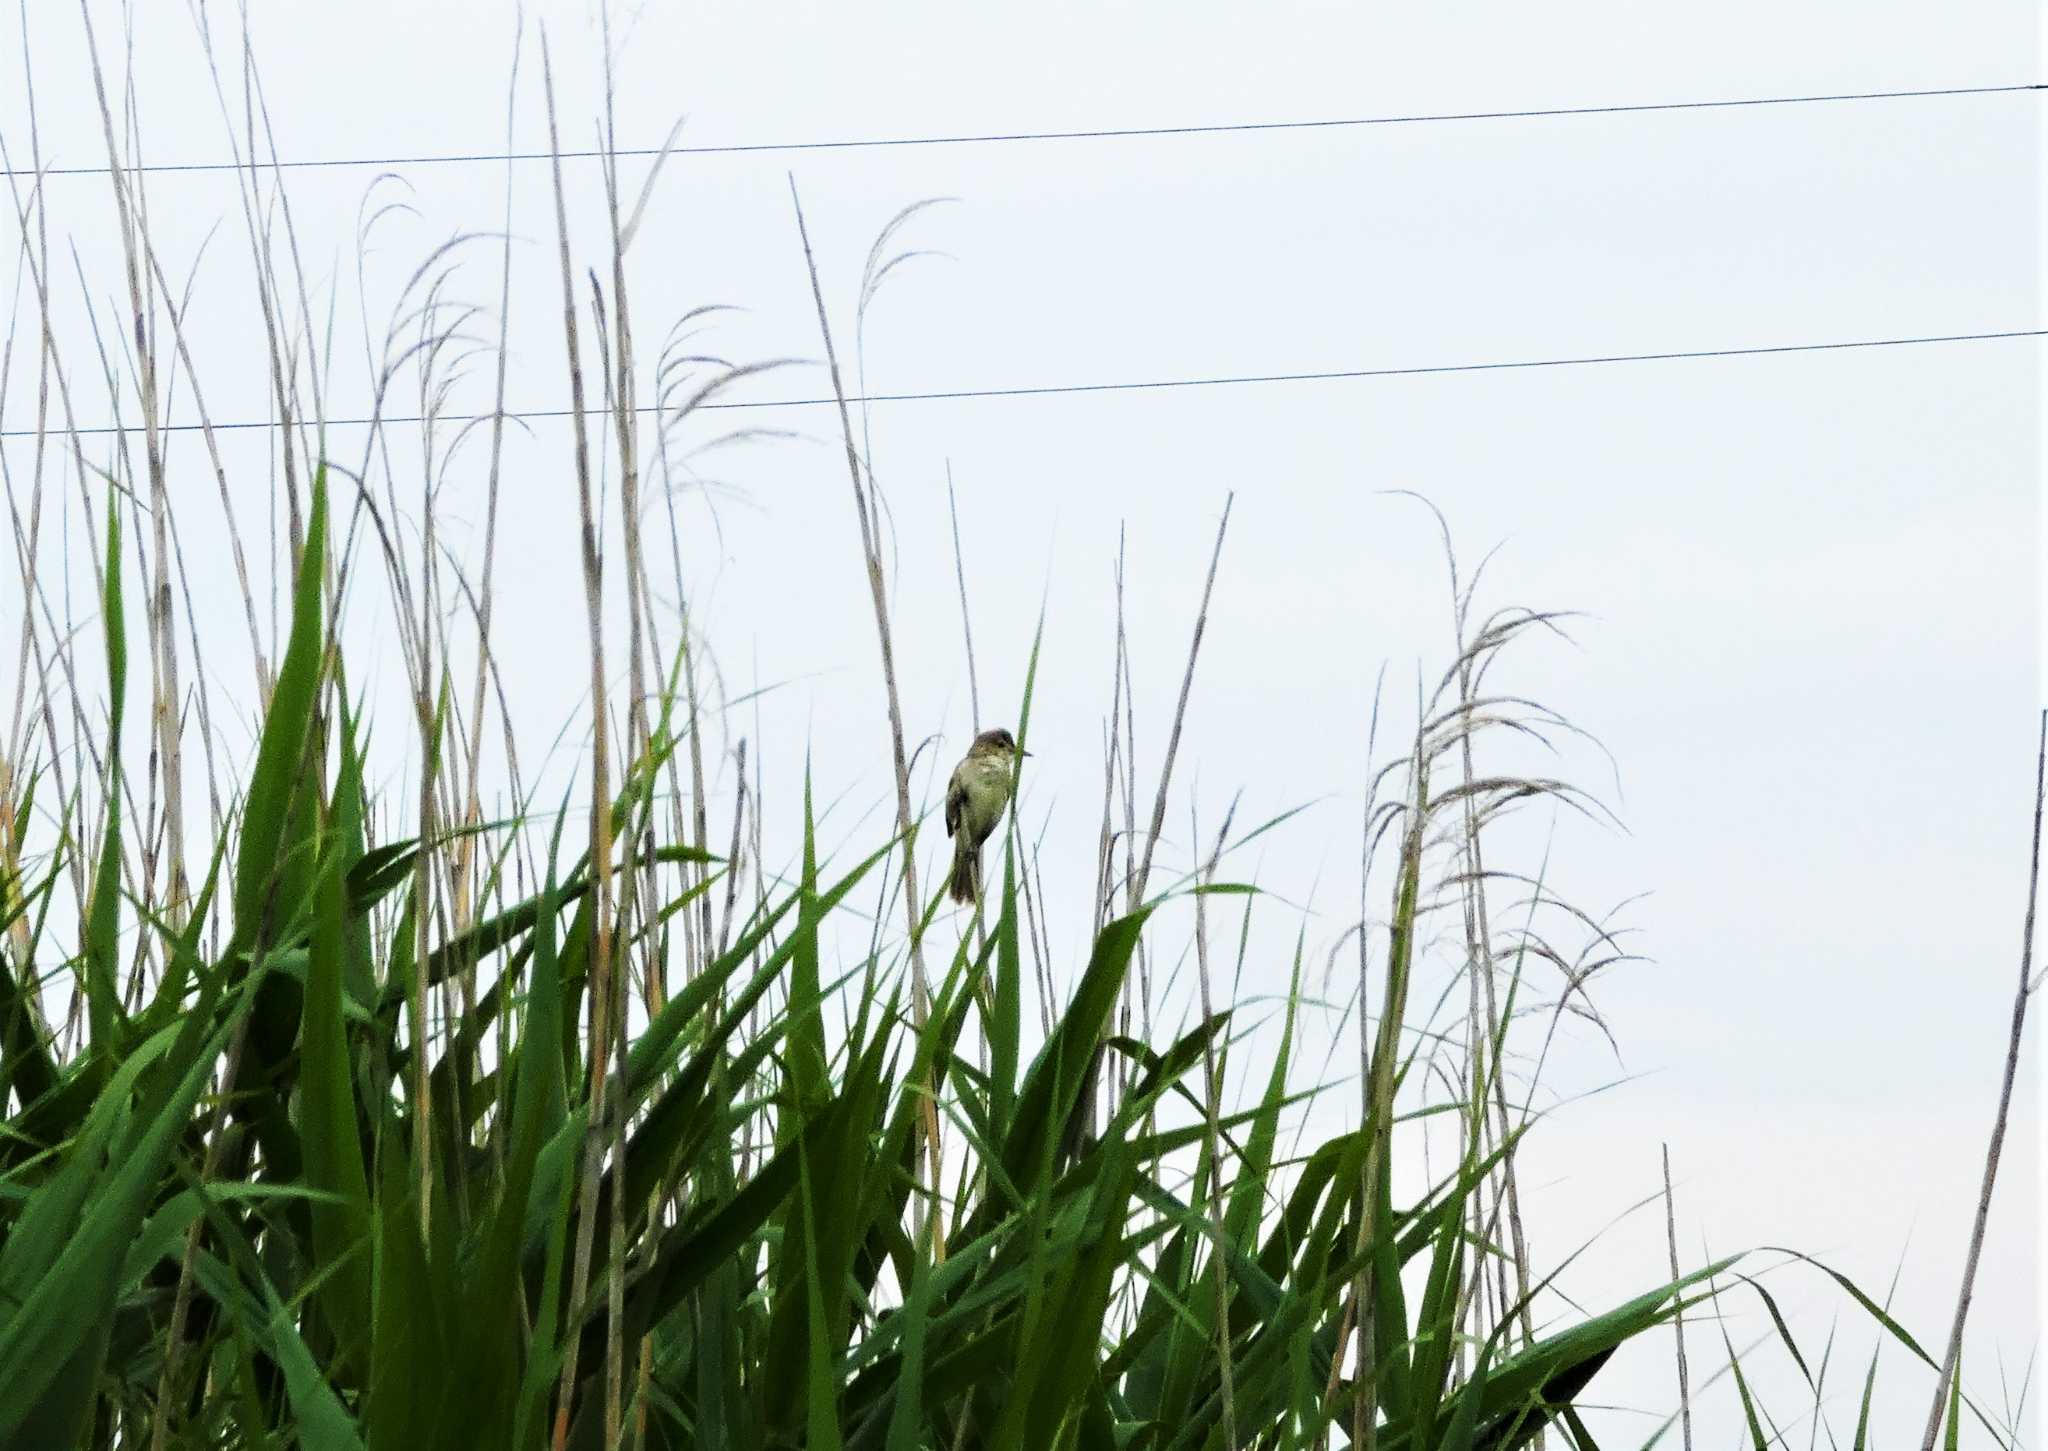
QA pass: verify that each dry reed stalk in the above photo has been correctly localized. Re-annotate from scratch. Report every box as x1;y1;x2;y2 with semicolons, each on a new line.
1025;851;1055;1038
717;739;749;958
1663;1143;1695;1451
1088;531;1127;1052
597;19;651;1426
134;232;253;870
943;465;997;1033
136;230;267;690
410;266;446;1237
947;468;981;732
787;178;946;1247
736;672;770;1186
1094;722;1119;939
1084;494;1230;1145
1327;708;1380;1450
0;4;56;984
542;32;619;1449
667;559;712;990
640;482;695;986
452;19;523;985
1422;519;1537;1357
190;10;306;581
1132;495;1232;898
1;113;115;921
1917;710;2046;1449
1347;728;1424;1451
1192;795;1241;1449
650;318;782;989
28;162;152;1037
1114;537;1144;1088
78;4;187;939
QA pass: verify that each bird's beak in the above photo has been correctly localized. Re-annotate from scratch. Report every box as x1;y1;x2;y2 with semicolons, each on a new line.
1020;748;1033;757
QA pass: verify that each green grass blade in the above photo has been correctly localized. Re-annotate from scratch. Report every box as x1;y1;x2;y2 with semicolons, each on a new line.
996;907;1150;1205
303;832;374;1368
84;484;126;1051
232;466;329;952
0;993;243;1444
788;763;829;1120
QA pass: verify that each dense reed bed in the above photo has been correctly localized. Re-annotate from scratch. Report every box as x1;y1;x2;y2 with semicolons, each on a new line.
0;10;2032;1449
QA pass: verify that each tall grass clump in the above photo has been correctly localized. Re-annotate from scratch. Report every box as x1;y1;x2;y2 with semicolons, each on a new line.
0;10;2034;1449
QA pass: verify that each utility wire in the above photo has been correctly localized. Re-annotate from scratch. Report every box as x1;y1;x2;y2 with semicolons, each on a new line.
5;81;2038;180
4;326;2039;440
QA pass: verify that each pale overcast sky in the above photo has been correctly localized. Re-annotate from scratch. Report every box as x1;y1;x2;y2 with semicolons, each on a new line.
3;2;2041;1444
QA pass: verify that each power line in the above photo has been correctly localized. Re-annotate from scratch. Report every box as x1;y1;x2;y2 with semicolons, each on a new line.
4;326;2038;440
7;81;2038;180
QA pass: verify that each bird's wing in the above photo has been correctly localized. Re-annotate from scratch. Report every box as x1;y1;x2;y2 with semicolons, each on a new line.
944;765;966;838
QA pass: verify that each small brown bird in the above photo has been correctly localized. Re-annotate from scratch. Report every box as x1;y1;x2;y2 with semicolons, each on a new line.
944;727;1027;906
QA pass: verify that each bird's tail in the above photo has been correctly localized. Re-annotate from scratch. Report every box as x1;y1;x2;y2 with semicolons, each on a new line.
948;839;980;906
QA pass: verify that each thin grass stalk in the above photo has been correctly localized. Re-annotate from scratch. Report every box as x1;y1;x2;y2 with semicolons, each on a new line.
945;466;996;1037
1090;494;1230;1146
597;15;653;981
542;33;619;1447
676;592;712;989
410;282;445;1239
947;467;981;732
1122;561;1153;1106
1025;851;1055;1038
138;237;252;870
1350;737;1426;1451
1091;531;1127;943
79;1;186;935
1461;811;1493;1359
126;51;183;962
2;0;52;765
191;9;306;578
1424;523;1540;1363
348;244;429;694
243;42;330;497
659;482;719;992
0;8;54;980
1132;494;1231;899
3;134;111;920
1093;722;1117;939
1456;727;1536;1360
787;176;945;1246
1664;1143;1695;1451
737;659;770;1184
641;347;695;992
1115;526;1137;917
453;17;522;965
717;739;748;957
597;20;654;1429
136;229;267;690
1192;796;1240;1449
65;252;142;1018
1917;709;2046;1449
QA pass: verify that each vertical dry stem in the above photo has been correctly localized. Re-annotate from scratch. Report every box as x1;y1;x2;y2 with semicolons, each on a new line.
1917;710;2045;1449
1192;797;1240;1449
543;34;617;1449
1663;1143;1694;1451
597;18;649;1432
947;467;981;731
79;0;187;932
452;18;522;969
787;177;944;1241
1132;494;1232;900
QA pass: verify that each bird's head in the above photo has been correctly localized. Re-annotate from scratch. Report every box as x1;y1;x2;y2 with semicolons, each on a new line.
970;727;1028;759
